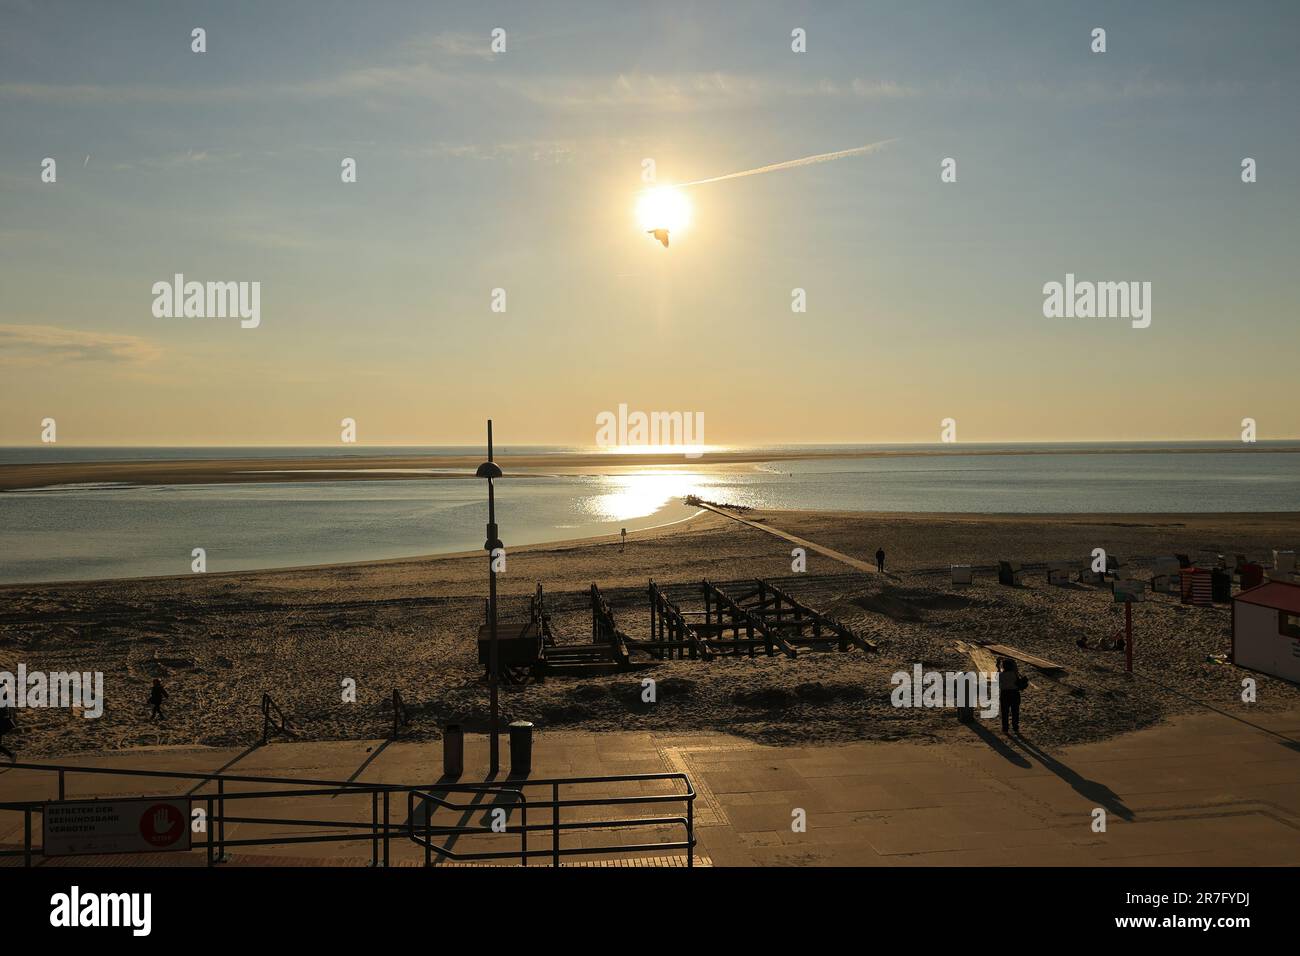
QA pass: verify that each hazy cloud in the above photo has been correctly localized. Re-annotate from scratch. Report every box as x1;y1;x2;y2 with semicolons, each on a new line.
0;324;162;365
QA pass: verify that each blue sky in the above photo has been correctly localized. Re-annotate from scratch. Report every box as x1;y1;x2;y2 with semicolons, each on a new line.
1;0;1297;444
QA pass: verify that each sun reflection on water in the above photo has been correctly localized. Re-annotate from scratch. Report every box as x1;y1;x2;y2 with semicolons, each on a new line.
579;471;714;522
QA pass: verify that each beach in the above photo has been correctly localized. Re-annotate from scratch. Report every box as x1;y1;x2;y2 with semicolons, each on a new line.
3;507;1297;759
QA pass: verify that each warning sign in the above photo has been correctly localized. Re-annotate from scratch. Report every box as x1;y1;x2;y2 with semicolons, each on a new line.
43;796;192;857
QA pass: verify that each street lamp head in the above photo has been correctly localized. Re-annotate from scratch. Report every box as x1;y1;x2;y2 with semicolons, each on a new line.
475;461;503;479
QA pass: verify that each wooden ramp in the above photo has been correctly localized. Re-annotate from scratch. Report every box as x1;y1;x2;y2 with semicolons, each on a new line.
979;642;1064;672
955;640;999;674
695;503;880;575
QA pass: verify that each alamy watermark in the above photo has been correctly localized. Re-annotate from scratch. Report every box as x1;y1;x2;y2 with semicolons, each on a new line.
1;665;103;718
152;274;261;329
891;665;999;718
1042;273;1150;329
595;404;704;458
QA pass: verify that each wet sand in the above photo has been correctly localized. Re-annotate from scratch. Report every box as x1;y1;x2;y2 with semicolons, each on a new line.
3;443;1297;491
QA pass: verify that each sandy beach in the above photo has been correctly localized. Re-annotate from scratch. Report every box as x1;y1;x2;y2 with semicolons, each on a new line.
3;507;1297;759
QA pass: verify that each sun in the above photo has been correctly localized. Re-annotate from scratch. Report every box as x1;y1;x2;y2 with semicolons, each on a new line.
636;185;691;236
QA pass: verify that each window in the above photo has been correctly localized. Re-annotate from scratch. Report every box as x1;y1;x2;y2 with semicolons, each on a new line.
1281;612;1300;640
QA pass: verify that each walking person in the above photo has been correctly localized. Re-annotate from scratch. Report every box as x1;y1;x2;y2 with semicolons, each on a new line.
0;706;16;761
875;547;886;573
148;678;168;721
998;658;1026;734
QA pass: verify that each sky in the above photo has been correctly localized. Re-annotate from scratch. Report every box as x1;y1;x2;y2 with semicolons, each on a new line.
1;0;1297;446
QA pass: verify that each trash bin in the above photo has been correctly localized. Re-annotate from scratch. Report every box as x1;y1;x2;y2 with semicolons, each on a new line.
508;720;534;776
442;724;463;777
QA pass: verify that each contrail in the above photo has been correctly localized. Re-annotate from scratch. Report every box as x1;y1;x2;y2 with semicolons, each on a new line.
675;138;897;188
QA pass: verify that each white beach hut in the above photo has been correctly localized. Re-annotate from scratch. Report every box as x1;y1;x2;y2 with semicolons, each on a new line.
1232;581;1300;683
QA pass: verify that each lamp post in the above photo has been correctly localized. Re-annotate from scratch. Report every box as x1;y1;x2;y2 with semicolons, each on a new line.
476;420;504;775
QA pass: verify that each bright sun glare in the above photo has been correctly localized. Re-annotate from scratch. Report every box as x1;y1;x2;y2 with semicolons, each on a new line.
636;185;691;236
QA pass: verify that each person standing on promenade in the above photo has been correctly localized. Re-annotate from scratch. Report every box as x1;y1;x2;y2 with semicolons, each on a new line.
998;658;1025;734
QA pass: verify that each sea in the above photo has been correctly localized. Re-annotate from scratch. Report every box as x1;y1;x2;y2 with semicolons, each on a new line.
1;443;1297;584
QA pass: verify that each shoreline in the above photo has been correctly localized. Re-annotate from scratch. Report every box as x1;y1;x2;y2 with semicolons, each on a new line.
1;507;1297;591
2;507;1298;758
3;442;1299;491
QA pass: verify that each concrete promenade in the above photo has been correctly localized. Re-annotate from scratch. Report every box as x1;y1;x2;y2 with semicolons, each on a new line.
2;708;1297;867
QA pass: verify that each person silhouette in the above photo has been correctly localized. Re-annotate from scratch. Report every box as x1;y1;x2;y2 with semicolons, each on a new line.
0;706;16;761
998;658;1023;734
875;548;886;573
149;678;169;720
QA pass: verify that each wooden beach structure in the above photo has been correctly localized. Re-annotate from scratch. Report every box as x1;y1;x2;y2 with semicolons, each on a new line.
635;578;875;660
979;642;1064;672
478;584;635;680
480;576;875;677
475;584;553;683
538;584;631;675
633;580;712;660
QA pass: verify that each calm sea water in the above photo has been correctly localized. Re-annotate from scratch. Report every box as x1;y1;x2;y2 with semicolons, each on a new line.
1;443;1296;584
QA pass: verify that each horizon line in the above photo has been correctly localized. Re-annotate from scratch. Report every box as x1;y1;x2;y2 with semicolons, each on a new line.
3;438;1299;449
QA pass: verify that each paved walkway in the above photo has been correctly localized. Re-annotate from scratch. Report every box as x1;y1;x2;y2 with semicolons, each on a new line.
2;708;1297;866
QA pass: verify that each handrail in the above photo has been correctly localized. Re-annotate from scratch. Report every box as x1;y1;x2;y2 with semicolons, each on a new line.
0;759;411;790
590;583;633;666
390;689;412;739
0;763;695;868
411;773;694;867
0;779;532;868
408;786;529;865
260;692;294;745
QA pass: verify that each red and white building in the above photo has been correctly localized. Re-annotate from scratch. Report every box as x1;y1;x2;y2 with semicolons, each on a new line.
1232;580;1300;683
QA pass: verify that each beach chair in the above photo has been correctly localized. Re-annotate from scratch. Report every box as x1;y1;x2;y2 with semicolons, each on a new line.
1047;562;1071;586
1179;568;1213;606
1211;569;1232;602
1272;550;1296;581
997;561;1025;587
950;565;973;586
1151;556;1182;594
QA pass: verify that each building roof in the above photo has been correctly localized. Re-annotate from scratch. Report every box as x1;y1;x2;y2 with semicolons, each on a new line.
1234;580;1300;614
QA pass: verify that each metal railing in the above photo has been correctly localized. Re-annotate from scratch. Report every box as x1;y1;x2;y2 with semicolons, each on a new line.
390;689;412;739
0;761;695;868
411;772;695;867
260;693;294;745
